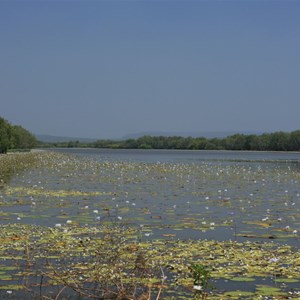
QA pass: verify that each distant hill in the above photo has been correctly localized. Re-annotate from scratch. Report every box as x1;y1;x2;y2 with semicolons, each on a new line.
36;135;97;143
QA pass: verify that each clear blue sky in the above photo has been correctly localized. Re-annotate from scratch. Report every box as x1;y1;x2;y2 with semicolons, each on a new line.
1;0;299;139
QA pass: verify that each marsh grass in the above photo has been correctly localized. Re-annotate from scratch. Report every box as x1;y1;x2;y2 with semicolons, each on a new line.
0;152;39;187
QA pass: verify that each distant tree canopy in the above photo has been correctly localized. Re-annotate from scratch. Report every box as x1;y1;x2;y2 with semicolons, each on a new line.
41;130;300;152
0;117;37;153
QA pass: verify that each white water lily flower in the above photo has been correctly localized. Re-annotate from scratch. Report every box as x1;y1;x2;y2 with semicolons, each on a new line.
193;285;202;290
269;257;279;263
93;210;99;214
55;223;62;227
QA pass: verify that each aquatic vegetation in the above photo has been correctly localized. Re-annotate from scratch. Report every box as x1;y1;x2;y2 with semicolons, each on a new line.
0;223;300;298
0;152;39;187
191;264;211;299
4;186;113;197
0;151;300;298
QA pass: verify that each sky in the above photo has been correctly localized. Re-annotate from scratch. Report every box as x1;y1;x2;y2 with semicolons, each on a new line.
1;0;300;139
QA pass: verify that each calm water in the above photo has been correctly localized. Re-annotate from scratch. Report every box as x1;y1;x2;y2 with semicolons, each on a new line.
2;149;300;298
2;148;300;245
50;148;300;164
23;148;298;245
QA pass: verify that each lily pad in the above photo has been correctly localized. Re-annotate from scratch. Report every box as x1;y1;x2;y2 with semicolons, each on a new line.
230;276;255;282
255;284;286;296
223;290;255;298
0;284;24;290
275;278;299;283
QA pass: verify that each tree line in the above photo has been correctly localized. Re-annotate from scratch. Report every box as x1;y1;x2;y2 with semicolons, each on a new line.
44;130;300;152
2;114;299;153
0;117;37;153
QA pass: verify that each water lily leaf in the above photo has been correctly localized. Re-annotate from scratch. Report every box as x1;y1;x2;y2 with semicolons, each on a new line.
0;274;13;280
275;278;299;283
255;284;286;296
0;284;23;290
223;290;255;298
230;276;255;282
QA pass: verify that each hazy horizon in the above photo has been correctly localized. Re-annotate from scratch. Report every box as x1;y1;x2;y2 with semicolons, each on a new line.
1;1;300;139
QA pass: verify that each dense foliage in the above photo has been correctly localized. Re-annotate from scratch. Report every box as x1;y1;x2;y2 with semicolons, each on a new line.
0;117;36;153
43;131;300;152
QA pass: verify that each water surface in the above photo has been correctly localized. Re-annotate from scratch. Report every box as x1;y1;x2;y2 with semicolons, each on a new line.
2;149;300;245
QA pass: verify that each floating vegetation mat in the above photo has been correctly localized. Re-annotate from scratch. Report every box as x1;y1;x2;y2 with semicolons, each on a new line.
0;151;300;298
0;223;300;299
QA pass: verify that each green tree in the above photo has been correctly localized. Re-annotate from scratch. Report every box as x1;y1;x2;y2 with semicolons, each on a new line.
0;117;37;152
11;125;37;149
289;130;300;151
189;137;207;150
249;133;270;151
0;117;12;153
137;136;154;149
123;139;138;149
268;131;290;151
224;134;247;150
